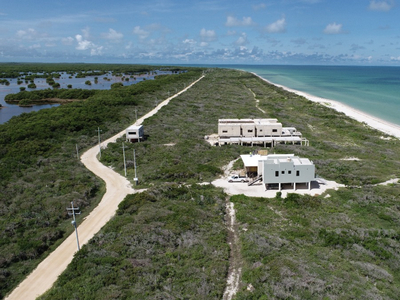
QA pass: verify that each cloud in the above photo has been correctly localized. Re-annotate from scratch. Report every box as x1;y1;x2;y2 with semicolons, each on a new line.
264;17;286;33
132;26;150;39
252;3;267;10
16;28;38;39
62;36;74;45
75;34;91;50
323;22;343;34
235;33;248;46
226;16;255;27
81;27;90;39
350;44;366;51
75;34;103;55
368;0;395;11
183;39;196;45
200;28;217;42
291;38;307;45
391;56;400;61
101;28;123;41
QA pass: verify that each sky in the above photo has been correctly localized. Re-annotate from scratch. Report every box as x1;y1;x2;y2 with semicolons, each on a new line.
0;0;399;65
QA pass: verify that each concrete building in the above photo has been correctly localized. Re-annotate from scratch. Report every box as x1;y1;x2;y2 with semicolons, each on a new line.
218;118;308;147
126;125;144;142
240;154;315;191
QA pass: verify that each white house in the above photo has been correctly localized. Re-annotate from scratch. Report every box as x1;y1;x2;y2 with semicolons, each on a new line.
240;154;315;190
126;125;144;142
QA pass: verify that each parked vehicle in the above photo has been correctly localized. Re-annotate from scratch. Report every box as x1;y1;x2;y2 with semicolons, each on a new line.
228;175;249;183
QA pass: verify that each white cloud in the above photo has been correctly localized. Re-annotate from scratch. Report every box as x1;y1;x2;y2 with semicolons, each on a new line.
200;42;208;47
75;34;91;50
183;39;196;45
323;22;343;34
368;0;395;11
200;28;217;42
226;16;255;27
81;27;90;39
16;28;37;39
102;28;123;41
390;56;400;61
264;17;286;33
62;37;74;45
75;34;103;55
235;33;248;46
252;3;267;10
132;26;149;39
227;30;237;36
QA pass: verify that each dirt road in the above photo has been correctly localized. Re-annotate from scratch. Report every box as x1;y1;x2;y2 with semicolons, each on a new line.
5;75;204;300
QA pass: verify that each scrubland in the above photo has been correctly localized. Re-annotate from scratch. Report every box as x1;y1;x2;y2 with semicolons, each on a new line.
2;66;400;299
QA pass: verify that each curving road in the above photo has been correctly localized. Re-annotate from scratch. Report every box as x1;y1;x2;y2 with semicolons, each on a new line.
5;75;204;300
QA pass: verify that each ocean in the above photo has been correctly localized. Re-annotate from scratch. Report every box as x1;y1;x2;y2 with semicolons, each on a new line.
2;65;400;127
222;65;400;127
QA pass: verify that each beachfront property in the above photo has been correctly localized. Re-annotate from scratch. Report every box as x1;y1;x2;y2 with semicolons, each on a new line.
218;118;309;147
241;154;315;190
126;125;144;142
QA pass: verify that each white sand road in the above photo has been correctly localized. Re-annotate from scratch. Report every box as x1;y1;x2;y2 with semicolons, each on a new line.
5;75;205;300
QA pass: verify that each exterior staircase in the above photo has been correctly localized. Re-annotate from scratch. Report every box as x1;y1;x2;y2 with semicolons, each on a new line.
248;174;262;186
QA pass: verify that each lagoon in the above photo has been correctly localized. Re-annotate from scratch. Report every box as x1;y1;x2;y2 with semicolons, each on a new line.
0;71;163;124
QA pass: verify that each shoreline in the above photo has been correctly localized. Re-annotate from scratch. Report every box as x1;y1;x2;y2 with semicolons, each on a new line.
251;72;400;139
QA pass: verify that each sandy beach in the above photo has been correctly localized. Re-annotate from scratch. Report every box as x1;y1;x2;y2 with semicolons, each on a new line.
251;72;400;140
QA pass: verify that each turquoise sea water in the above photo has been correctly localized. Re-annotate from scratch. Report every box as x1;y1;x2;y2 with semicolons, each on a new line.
222;65;400;126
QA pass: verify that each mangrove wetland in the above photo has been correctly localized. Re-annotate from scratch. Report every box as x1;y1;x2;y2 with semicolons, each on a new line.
1;63;400;299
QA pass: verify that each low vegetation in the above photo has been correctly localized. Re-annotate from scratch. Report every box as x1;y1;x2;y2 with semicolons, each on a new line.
39;185;229;299
2;65;400;299
0;65;203;298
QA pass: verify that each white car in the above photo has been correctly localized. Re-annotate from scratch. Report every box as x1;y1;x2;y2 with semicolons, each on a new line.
228;175;249;183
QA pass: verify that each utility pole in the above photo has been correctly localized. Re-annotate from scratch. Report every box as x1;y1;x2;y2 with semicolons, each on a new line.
122;142;127;176
67;201;81;251
96;127;102;158
76;144;79;160
133;149;138;185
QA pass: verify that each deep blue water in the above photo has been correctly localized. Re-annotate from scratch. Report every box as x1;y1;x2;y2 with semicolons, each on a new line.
221;65;400;126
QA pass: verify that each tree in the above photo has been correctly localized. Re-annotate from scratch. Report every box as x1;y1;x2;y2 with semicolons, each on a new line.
111;82;123;89
85;80;92;85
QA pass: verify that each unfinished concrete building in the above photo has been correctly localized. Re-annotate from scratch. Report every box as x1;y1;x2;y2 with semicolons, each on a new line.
218;119;308;147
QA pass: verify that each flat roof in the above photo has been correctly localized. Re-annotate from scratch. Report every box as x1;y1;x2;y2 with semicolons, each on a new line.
126;124;143;130
240;154;313;167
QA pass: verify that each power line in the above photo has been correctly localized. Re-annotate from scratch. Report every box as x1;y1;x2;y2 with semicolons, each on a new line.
67;201;81;251
95;127;102;158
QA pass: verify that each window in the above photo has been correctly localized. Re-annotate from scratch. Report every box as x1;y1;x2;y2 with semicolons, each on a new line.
248;130;253;133
296;170;300;176
222;130;228;133
288;170;292;174
128;132;136;135
272;129;277;133
281;170;285;174
275;171;279;177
